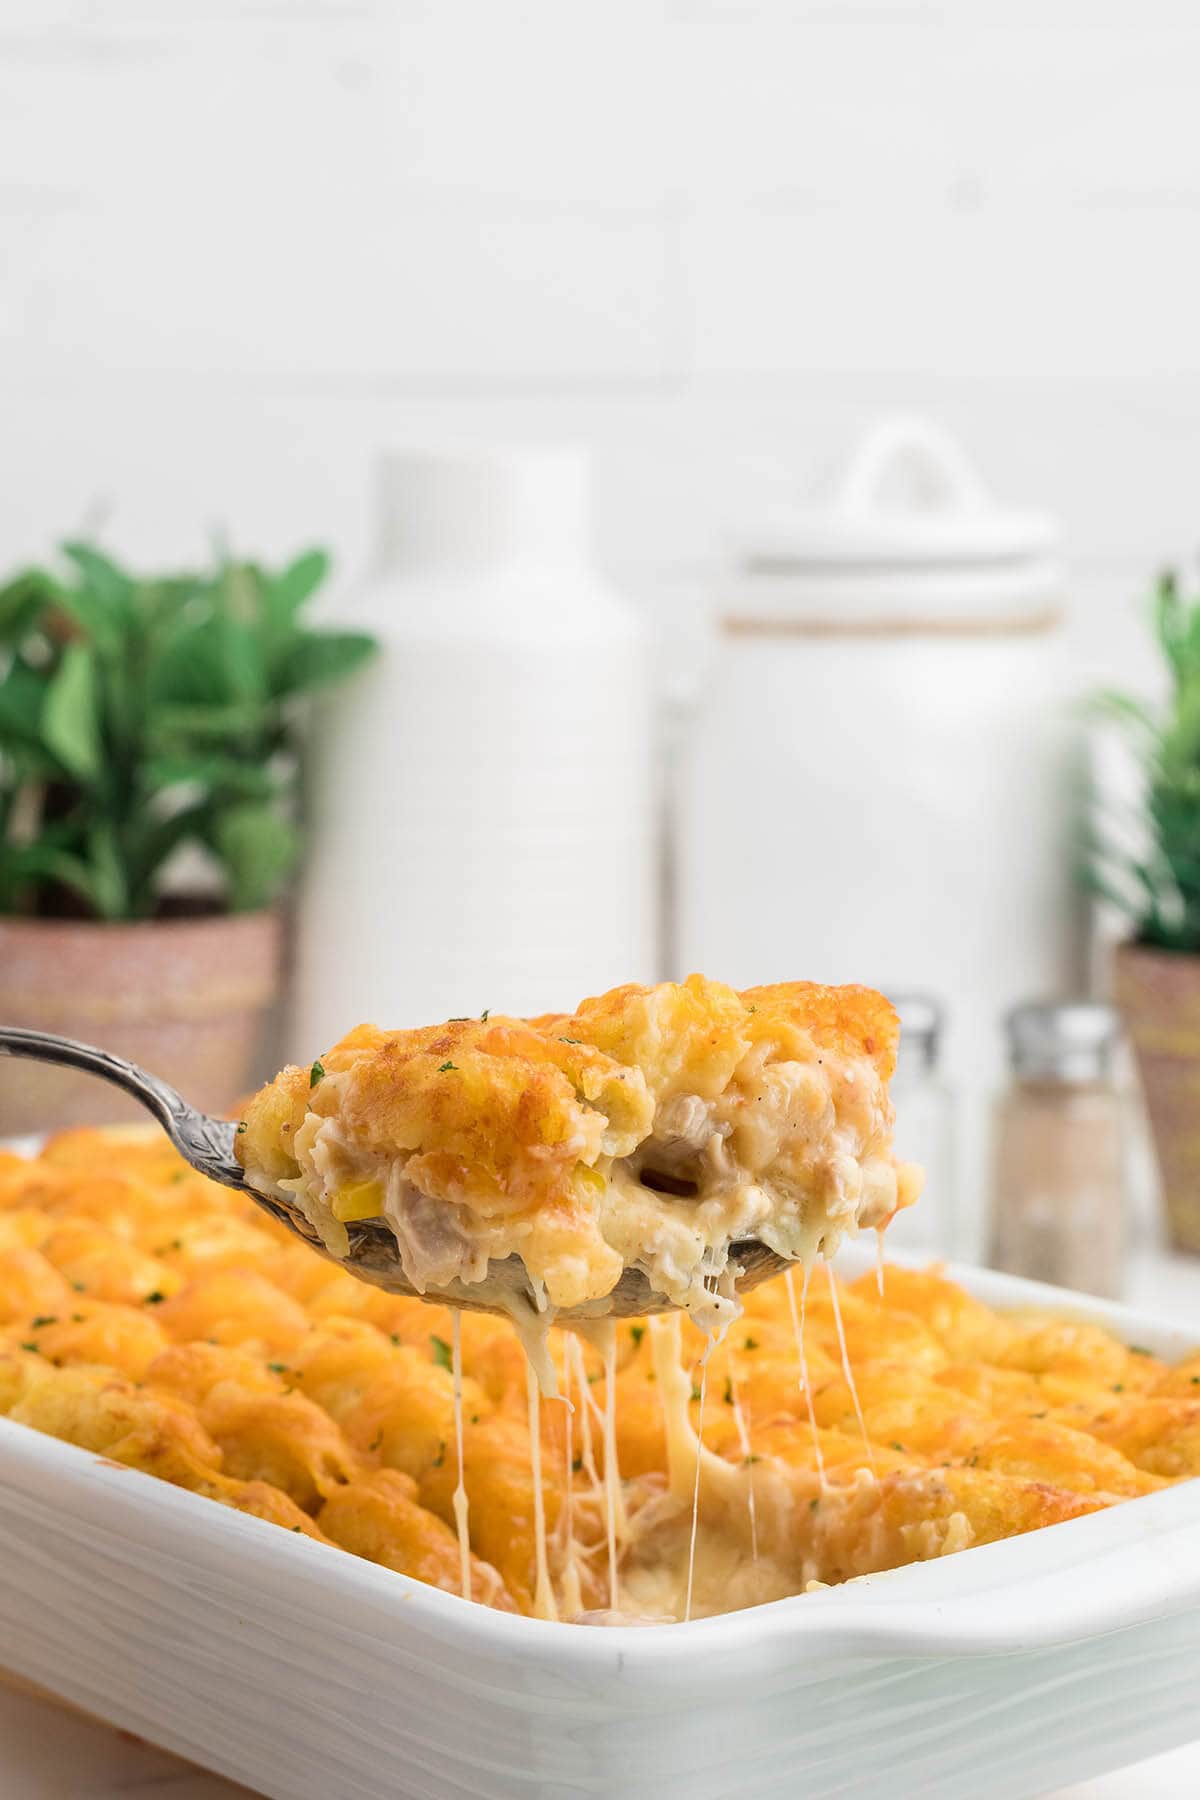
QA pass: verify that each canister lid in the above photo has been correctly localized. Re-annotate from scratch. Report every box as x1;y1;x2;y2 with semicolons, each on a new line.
734;418;1059;572
1005;1002;1122;1083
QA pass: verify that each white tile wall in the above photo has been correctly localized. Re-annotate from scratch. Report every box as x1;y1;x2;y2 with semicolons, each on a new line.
1;0;1198;701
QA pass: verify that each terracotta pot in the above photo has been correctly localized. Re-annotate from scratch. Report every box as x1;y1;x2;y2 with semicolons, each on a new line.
1113;940;1200;1253
0;910;282;1136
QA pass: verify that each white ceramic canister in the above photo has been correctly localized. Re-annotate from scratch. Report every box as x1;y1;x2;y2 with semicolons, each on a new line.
292;447;657;1050
676;419;1083;1246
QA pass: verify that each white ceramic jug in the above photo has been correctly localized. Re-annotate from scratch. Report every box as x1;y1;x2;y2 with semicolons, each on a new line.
292;447;656;1049
677;419;1080;1246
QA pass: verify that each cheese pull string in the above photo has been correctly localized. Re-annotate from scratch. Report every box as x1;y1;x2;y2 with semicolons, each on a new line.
785;1262;827;1490
728;1366;759;1562
599;1322;627;1611
683;1348;710;1624
450;1312;472;1602
525;1360;558;1621
557;1335;584;1617
826;1259;876;1476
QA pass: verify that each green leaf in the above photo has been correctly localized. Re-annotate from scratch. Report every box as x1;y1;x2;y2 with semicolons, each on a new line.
271;549;330;620
123;800;216;913
41;644;102;780
0;657;48;749
148;700;273;746
141;755;276;800
85;820;130;918
208;802;298;911
0;569;58;645
274;631;377;698
0;842;105;917
60;542;136;613
148;609;264;711
56;542;136;653
1089;690;1157;738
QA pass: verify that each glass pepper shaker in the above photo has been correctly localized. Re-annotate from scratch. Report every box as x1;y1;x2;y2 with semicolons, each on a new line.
884;995;955;1257
987;1002;1127;1298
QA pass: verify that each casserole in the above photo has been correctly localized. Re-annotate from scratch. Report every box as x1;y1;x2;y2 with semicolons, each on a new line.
2;1248;1199;1800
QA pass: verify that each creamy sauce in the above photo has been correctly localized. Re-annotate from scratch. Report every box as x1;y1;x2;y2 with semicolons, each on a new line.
450;1311;471;1602
268;1027;920;1353
525;1361;557;1621
634;1310;803;1620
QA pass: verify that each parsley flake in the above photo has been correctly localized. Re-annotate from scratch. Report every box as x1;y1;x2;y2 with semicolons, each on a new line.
629;1324;645;1347
433;1440;446;1469
480;1008;490;1021
1130;1344;1154;1357
438;1060;457;1072
309;1060;325;1088
20;1342;39;1354
236;1121;247;1135
144;1290;165;1305
572;1454;583;1473
723;1376;733;1405
743;1336;759;1351
369;1430;383;1452
690;1383;702;1402
430;1334;453;1371
30;1315;57;1329
559;1036;581;1045
268;1361;289;1374
890;1441;904;1452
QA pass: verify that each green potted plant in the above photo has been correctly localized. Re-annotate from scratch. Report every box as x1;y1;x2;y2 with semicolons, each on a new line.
1094;570;1200;1252
0;540;376;1132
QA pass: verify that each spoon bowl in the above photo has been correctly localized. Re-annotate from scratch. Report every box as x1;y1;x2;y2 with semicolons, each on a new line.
0;1026;793;1322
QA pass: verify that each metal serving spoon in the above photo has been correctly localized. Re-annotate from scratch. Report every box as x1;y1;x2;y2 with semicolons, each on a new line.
0;1025;790;1322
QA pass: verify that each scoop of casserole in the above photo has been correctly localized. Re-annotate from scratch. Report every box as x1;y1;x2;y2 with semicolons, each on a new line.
236;975;922;1335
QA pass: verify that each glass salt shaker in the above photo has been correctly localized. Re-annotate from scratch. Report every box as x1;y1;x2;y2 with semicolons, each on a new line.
884;995;955;1257
988;1002;1127;1298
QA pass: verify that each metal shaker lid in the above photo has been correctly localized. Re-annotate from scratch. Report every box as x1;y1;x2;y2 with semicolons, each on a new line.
1005;1002;1121;1083
892;993;944;1077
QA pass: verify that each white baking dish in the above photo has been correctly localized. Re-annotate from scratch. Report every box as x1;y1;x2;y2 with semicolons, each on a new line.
2;1251;1199;1800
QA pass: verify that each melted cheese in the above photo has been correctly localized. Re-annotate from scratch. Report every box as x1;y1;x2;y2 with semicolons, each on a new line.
785;1265;826;1487
525;1361;557;1622
826;1260;876;1476
5;1128;1190;1630
450;1312;471;1602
